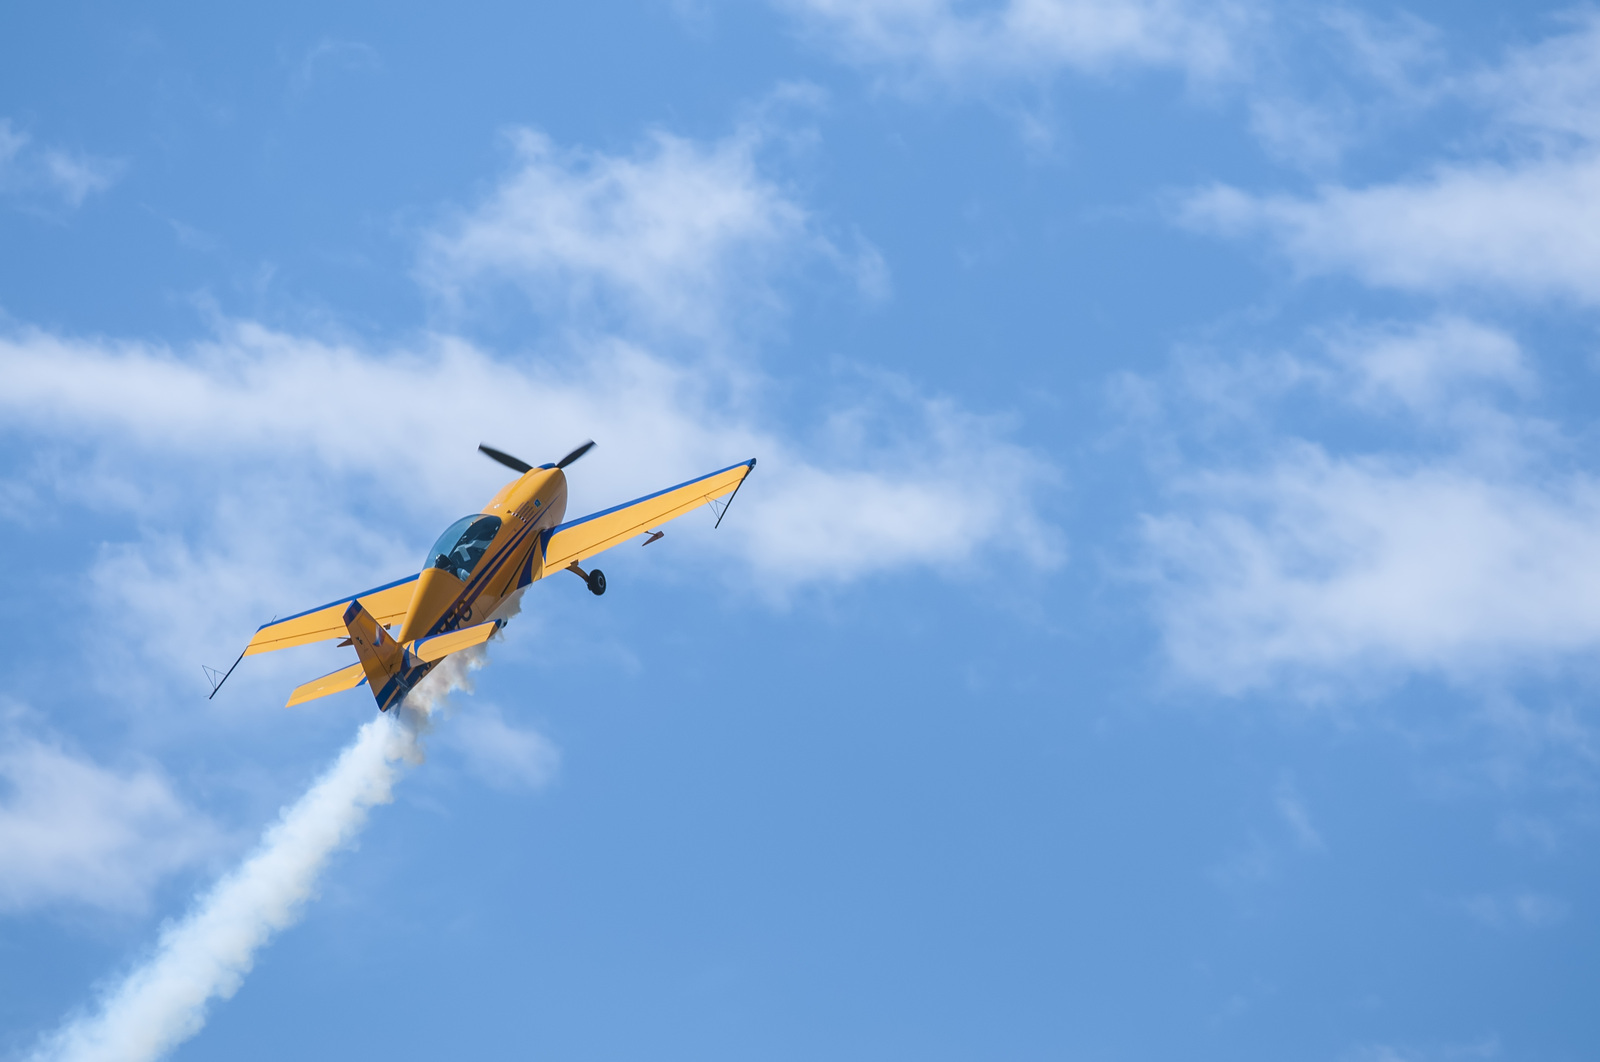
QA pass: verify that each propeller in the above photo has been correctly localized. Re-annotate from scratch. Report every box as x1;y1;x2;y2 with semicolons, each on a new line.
478;440;596;473
556;440;595;469
478;444;532;473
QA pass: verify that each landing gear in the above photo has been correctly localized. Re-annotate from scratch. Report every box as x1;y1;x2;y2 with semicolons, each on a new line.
567;560;608;596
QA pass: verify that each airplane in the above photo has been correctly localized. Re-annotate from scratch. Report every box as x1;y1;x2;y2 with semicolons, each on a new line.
205;442;756;712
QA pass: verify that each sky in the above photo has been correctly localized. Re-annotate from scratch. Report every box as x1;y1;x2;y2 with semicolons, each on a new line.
1;2;1596;1060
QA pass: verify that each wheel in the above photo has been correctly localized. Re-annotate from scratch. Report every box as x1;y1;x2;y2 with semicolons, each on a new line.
588;569;607;596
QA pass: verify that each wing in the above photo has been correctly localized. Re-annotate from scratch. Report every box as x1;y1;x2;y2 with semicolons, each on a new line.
244;574;418;657
286;661;367;707
537;460;755;576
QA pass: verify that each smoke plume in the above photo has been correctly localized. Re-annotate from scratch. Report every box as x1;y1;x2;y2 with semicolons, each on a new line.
30;651;485;1062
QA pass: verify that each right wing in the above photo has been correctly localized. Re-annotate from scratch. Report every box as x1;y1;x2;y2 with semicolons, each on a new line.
538;459;755;576
244;574;418;656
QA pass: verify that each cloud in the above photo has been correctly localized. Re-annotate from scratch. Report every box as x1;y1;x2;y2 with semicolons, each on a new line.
1471;9;1600;147
1318;316;1529;414
777;0;1257;85
0;728;221;912
420;120;883;340
1181;16;1600;301
0;118;122;208
1460;890;1570;931
0;319;1057;701
1143;436;1600;693
1182;155;1600;303
443;706;561;791
1344;1042;1501;1062
39;151;122;207
1242;8;1445;170
0;120;25;170
1274;775;1323;851
289;38;380;97
1131;319;1600;694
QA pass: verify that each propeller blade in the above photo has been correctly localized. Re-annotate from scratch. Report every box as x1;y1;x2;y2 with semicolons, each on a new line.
479;444;533;474
555;440;595;469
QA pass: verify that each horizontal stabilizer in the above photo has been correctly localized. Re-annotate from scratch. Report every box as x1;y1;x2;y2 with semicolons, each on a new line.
245;574;418;656
412;619;503;663
286;661;367;707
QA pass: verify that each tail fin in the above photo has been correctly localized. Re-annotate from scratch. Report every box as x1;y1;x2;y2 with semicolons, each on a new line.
343;600;422;712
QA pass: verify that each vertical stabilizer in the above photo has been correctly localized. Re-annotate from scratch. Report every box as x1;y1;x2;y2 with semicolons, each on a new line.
342;600;424;711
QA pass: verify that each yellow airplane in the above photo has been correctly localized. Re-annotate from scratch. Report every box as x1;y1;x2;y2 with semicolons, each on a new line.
206;442;756;712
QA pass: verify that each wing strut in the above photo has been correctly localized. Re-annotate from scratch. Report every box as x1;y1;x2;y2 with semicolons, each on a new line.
711;458;756;528
203;644;249;700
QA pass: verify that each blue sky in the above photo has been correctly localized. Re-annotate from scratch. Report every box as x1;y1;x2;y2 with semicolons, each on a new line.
2;2;1596;1060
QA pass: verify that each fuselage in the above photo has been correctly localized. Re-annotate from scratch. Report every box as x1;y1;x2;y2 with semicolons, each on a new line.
395;465;570;646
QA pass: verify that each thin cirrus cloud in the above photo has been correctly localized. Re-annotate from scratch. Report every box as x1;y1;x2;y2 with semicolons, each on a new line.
1130;318;1600;694
1142;448;1600;692
775;0;1257;84
420;121;888;340
1180;16;1600;303
1181;157;1600;303
1135;18;1600;696
442;705;562;792
0;118;123;208
0;728;222;913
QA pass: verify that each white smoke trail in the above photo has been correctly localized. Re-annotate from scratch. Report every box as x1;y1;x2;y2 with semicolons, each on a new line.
31;651;486;1062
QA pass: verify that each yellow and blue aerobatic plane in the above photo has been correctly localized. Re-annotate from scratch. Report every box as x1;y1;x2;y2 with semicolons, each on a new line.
207;442;755;711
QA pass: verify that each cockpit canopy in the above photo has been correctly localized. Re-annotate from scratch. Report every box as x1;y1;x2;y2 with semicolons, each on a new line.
428;514;502;582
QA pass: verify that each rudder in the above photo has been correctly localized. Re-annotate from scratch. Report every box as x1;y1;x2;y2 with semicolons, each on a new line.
343;600;423;712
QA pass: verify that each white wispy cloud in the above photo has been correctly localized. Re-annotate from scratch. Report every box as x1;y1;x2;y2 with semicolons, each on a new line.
443;705;561;791
1318;316;1530;414
1274;774;1323;852
1131;318;1600;694
1243;8;1445;170
1344;1041;1501;1062
288;38;380;97
0;118;123;208
420;117;885;340
1182;156;1600;302
1471;9;1600;147
1181;15;1600;301
0;726;221;912
777;0;1257;85
1460;890;1570;931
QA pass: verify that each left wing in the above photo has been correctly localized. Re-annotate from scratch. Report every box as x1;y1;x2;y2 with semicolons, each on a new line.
244;574;418;656
538;459;755;576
